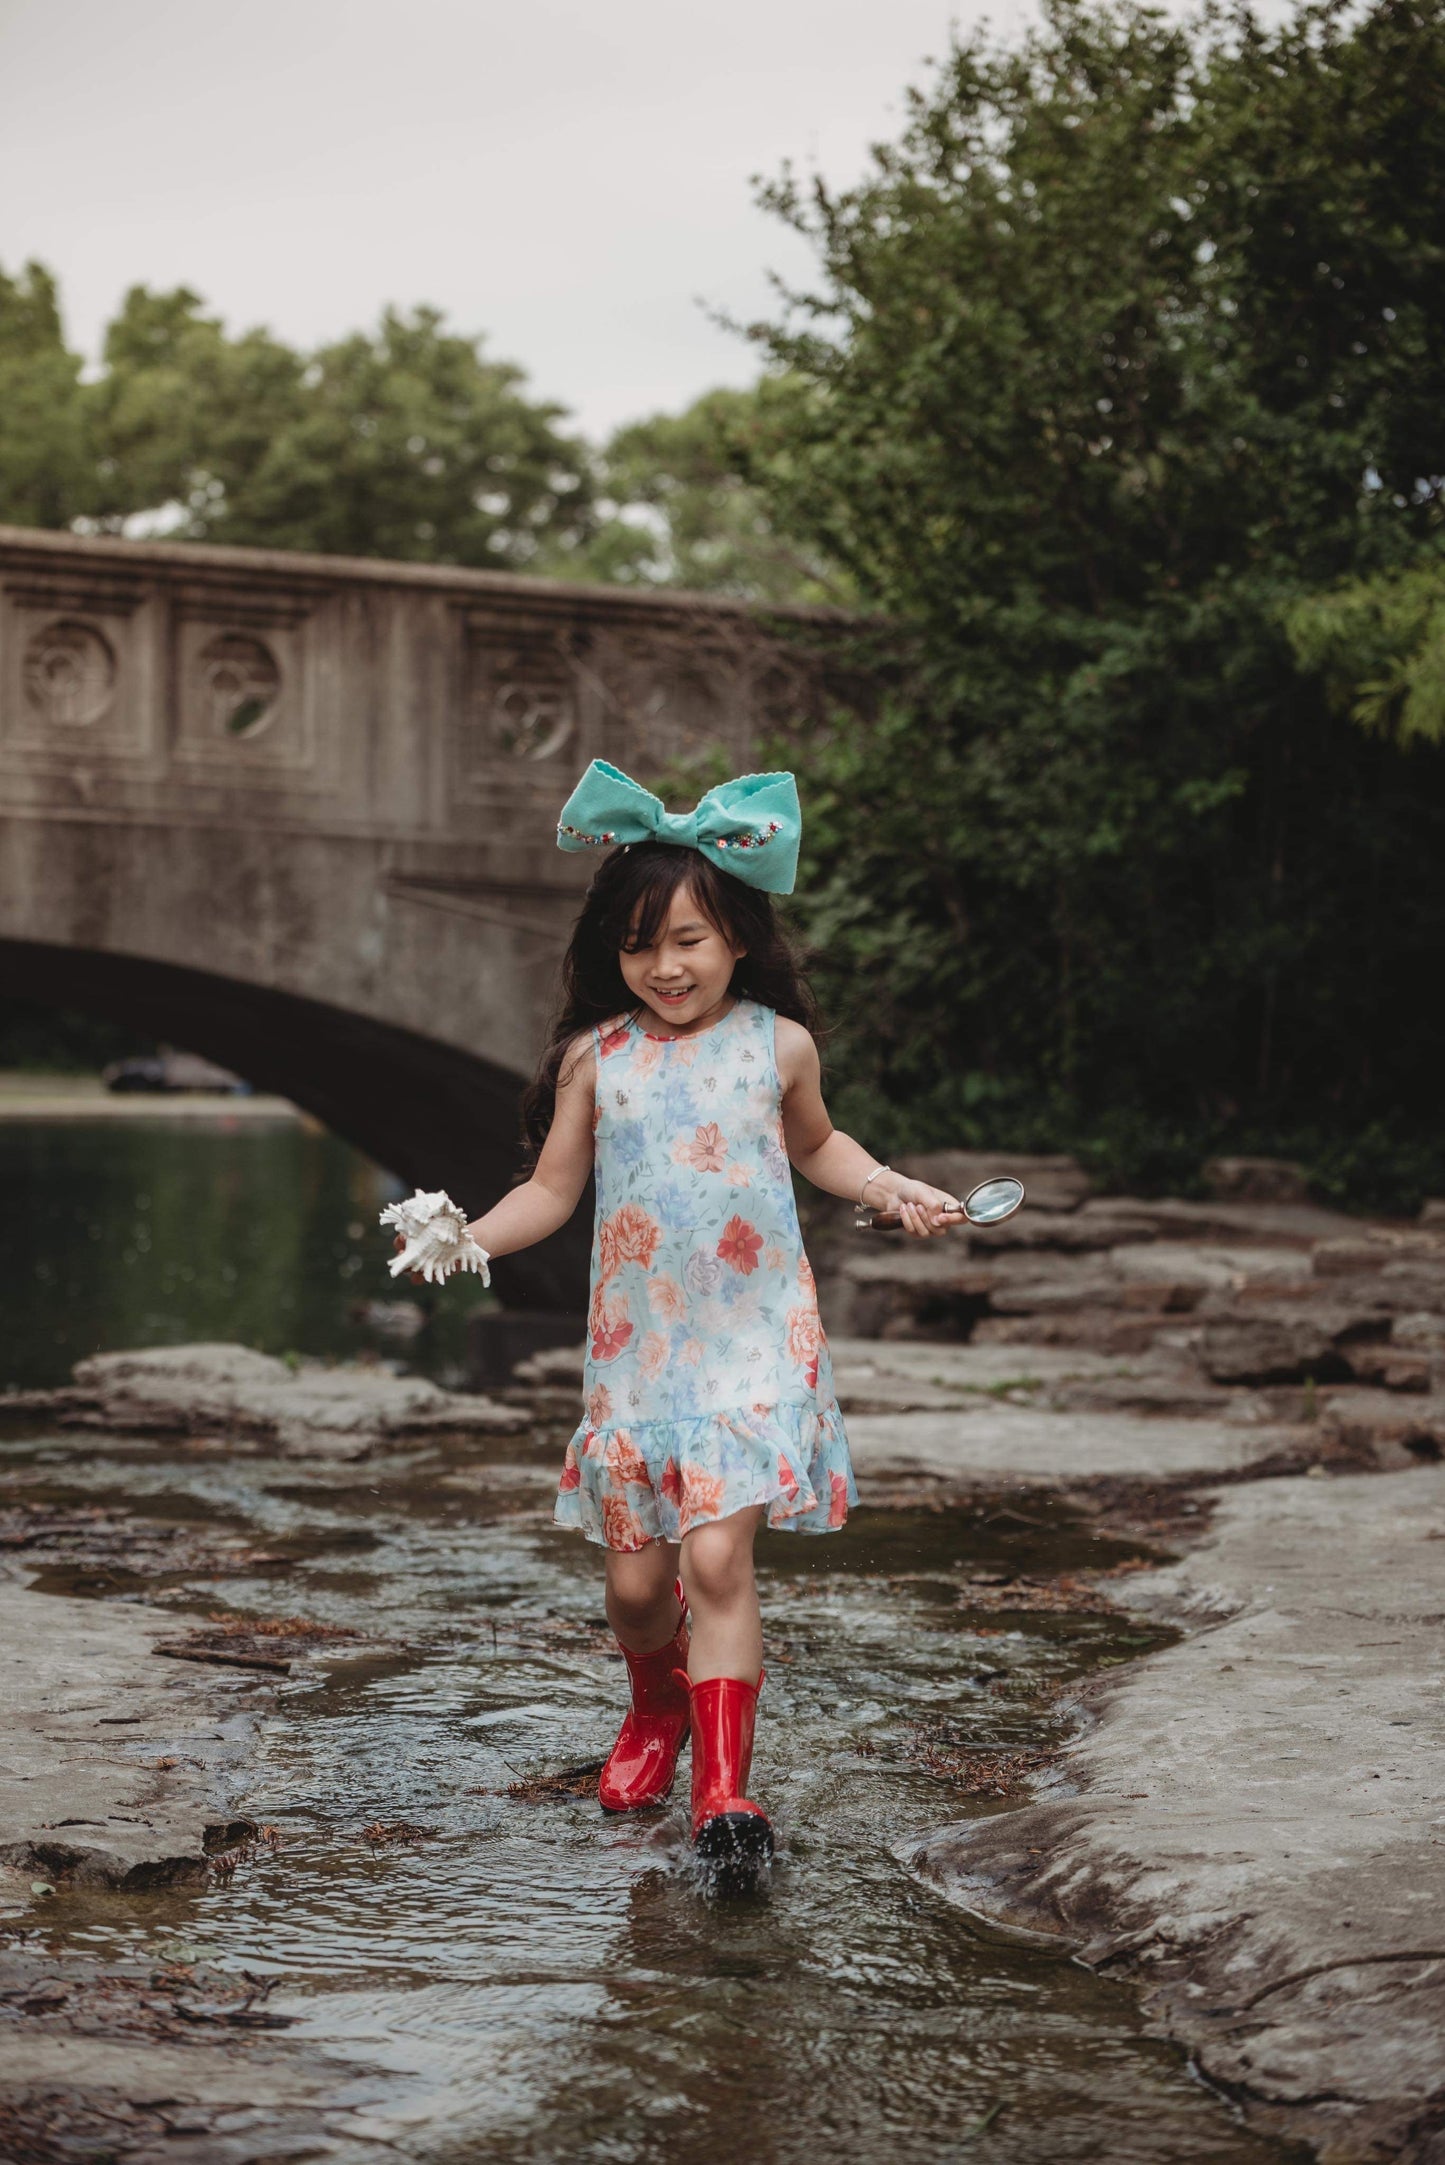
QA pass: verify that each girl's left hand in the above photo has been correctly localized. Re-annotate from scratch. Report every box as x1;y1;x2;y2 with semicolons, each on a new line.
888;1176;968;1239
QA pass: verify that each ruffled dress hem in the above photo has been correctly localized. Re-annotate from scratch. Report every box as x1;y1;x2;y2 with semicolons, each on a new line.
554;1396;857;1551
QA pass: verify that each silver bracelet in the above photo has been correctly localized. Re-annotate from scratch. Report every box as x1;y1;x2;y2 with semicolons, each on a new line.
859;1163;892;1207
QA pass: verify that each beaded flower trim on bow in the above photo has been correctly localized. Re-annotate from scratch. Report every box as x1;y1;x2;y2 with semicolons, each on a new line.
557;821;616;846
557;816;780;851
711;821;781;851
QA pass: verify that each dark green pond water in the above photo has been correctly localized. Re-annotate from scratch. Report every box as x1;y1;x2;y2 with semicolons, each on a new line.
0;1114;484;1392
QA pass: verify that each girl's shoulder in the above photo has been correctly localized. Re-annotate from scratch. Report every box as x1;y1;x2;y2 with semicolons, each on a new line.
557;1026;602;1097
770;1010;820;1085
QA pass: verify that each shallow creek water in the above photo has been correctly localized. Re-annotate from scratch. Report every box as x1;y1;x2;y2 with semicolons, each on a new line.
4;1418;1299;2165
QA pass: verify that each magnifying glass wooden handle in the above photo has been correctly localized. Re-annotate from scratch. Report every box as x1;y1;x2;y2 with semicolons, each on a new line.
855;1206;968;1231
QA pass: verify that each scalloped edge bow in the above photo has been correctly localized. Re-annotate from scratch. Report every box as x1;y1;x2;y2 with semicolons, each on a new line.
555;760;801;894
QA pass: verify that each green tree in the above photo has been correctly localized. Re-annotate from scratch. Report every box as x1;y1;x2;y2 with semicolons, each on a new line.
573;384;850;603
86;284;305;534
92;292;596;566
1286;557;1445;746
0;261;92;528
0;268;602;572
743;0;1445;1179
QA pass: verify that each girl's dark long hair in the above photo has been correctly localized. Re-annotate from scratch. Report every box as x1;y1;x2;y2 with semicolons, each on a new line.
521;842;821;1161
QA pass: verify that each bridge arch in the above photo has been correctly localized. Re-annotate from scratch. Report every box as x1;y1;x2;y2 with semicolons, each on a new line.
0;938;581;1306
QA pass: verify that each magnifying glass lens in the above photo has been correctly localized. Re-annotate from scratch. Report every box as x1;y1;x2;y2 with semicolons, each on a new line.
963;1177;1026;1225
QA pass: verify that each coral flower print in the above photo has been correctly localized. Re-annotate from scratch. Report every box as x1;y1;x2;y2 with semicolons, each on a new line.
631;1033;665;1078
680;1464;728;1527
604;1430;650;1485
598;1202;662;1282
647;1275;687;1324
590;1294;633;1364
786;1304;821;1389
683;1121;728;1173
586;1381;613;1428
637;1331;671;1382
553;997;857;1551
602;1492;648;1551
717;1216;764;1276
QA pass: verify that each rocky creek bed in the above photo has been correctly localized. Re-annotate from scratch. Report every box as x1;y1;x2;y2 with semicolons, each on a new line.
0;1154;1441;2163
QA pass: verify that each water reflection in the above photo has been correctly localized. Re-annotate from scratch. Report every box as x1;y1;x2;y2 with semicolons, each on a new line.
0;1118;488;1390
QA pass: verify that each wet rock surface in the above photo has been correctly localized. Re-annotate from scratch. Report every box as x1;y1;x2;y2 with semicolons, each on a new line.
0;1566;271;1891
3;1343;527;1458
910;1468;1445;2165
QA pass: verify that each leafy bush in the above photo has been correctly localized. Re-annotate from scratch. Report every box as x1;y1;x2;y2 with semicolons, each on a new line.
738;1;1445;1183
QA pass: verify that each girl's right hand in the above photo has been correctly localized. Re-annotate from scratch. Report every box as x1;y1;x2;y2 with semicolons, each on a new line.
392;1232;427;1286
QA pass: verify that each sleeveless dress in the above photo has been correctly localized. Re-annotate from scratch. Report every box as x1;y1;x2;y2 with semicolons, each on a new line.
553;997;857;1551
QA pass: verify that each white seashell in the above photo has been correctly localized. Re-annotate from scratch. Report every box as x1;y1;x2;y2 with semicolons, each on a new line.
378;1188;491;1287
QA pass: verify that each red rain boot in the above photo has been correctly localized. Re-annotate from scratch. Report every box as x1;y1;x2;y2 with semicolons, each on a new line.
678;1670;773;1873
597;1583;691;1813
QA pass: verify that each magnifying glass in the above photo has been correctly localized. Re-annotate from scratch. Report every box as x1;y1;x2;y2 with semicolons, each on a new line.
855;1175;1026;1232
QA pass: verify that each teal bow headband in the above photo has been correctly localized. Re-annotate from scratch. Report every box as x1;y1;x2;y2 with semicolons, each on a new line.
556;760;801;894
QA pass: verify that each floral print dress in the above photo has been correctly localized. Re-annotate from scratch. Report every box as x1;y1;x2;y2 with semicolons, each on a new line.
554;997;857;1551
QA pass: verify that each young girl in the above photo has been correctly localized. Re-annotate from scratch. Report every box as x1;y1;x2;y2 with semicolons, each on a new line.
453;761;963;1869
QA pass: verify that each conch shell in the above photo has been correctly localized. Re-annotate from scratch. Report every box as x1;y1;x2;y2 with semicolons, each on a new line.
379;1189;491;1286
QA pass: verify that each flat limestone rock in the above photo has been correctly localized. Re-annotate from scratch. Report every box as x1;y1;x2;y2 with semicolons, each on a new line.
908;1467;1445;2162
1085;1195;1363;1245
510;1343;586;1386
0;1567;266;1890
1202;1154;1311;1204
1198;1315;1347;1386
0;2032;385;2165
1108;1241;1315;1291
1321;1387;1445;1468
66;1344;527;1458
829;1338;1149;1414
845;1404;1302;1484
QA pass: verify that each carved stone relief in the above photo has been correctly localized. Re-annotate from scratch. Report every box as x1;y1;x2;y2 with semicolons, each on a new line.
171;604;314;780
455;621;580;803
196;632;281;740
22;619;117;728
620;646;746;777
473;636;575;762
490;671;574;762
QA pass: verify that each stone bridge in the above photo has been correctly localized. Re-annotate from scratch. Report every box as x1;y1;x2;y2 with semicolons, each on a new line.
0;525;837;1305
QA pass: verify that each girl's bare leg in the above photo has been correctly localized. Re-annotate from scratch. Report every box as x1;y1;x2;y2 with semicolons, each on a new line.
680;1507;765;1684
605;1540;683;1653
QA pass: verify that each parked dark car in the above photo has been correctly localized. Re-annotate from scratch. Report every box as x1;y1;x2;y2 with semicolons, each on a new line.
102;1050;251;1095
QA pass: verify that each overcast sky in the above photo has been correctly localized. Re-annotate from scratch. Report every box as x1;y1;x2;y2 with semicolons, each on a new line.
2;0;1247;442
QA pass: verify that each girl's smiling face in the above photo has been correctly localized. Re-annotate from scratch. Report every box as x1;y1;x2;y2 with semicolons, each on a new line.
618;880;746;1036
